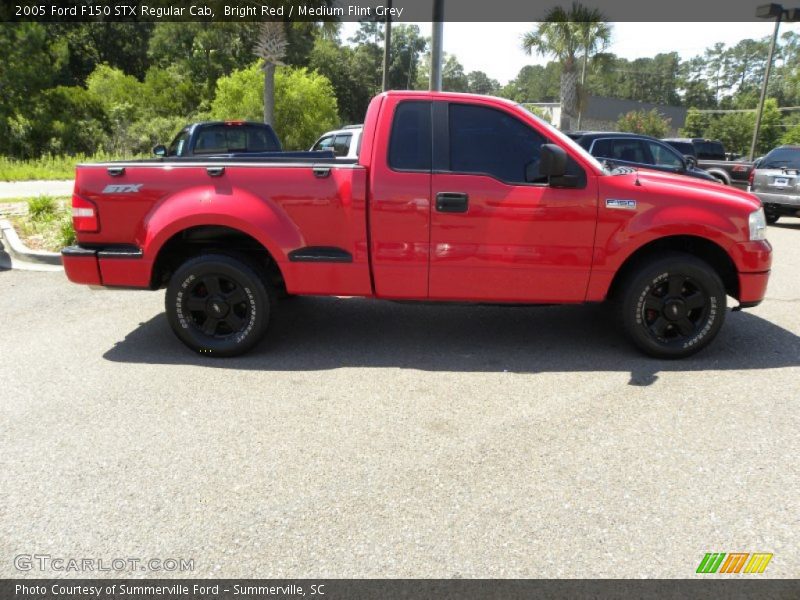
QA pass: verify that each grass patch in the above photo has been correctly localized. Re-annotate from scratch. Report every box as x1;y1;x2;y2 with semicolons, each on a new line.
8;196;75;251
27;195;59;220
0;152;145;181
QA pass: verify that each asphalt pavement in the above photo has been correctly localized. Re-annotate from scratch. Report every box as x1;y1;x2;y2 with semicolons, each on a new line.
1;220;798;578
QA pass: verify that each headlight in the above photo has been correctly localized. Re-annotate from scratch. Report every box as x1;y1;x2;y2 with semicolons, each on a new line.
749;207;767;241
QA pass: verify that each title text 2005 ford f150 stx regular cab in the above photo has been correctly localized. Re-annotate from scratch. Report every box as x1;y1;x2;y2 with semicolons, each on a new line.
62;91;772;359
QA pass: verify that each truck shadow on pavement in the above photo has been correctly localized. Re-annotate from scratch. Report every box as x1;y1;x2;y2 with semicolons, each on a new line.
103;296;800;386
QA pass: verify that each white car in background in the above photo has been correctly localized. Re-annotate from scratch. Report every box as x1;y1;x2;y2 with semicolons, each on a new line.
310;125;363;159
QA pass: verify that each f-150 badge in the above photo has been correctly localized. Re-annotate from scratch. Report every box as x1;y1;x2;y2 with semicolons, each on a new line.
606;199;637;210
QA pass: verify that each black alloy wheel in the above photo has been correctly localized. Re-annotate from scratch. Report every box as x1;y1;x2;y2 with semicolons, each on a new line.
618;253;726;358
166;253;274;357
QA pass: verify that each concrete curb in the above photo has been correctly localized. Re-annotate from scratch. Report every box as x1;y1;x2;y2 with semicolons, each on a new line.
0;219;63;266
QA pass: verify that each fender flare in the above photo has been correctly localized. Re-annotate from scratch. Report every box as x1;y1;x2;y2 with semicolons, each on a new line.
141;185;305;279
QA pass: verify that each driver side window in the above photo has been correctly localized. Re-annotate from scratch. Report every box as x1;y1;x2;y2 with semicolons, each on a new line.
449;103;548;184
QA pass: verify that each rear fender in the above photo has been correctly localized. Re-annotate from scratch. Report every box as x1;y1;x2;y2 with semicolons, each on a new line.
142;185;303;272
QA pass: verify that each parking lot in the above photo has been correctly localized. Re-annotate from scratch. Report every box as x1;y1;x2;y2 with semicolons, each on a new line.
1;219;799;579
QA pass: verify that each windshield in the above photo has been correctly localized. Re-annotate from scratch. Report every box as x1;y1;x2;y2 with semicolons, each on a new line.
519;105;609;174
760;147;800;170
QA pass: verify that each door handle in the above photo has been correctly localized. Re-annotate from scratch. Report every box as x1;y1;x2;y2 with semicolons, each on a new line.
107;167;125;177
206;166;225;177
436;192;469;213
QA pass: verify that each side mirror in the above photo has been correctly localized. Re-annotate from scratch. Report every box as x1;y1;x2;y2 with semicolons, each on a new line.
683;155;697;170
540;144;567;179
153;144;167;158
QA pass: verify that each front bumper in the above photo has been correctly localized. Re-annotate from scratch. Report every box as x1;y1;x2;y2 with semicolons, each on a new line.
731;240;772;307
62;245;152;288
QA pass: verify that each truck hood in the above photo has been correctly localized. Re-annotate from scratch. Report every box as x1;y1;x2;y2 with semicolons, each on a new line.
614;168;761;213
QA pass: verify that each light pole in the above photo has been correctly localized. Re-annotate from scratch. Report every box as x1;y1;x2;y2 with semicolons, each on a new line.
429;0;444;91
382;0;392;91
750;4;795;160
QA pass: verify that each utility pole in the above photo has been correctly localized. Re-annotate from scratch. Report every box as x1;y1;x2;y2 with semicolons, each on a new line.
429;0;444;91
382;0;392;91
750;3;784;160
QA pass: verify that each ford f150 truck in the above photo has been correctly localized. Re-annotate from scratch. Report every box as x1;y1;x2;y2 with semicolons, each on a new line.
62;91;772;359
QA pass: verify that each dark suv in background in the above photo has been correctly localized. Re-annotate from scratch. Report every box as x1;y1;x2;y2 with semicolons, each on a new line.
662;137;753;189
567;132;717;183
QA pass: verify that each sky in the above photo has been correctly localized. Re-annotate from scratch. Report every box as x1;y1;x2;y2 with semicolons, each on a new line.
340;21;800;85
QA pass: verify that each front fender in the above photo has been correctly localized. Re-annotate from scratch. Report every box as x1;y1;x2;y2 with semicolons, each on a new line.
586;202;742;301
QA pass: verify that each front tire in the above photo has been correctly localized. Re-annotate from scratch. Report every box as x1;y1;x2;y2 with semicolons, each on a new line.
165;254;273;357
617;253;726;359
764;206;780;225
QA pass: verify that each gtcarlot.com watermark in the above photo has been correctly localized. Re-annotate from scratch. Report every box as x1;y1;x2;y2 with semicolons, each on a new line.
14;553;194;573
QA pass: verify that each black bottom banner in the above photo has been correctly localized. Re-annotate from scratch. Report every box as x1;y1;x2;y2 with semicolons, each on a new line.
3;579;800;600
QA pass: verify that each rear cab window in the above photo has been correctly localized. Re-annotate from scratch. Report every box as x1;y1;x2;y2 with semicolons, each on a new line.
388;101;432;171
193;124;280;154
694;140;725;160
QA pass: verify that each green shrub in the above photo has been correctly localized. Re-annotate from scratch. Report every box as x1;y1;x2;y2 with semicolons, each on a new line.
27;195;58;221
57;217;76;248
211;64;339;150
617;109;671;138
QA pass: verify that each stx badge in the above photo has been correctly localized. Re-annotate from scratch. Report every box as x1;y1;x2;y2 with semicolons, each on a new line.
102;184;143;193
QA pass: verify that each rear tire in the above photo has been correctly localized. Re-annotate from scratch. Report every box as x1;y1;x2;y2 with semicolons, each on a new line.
165;253;274;357
616;253;726;359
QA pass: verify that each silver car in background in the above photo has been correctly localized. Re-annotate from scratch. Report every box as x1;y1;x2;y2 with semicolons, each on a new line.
749;145;800;224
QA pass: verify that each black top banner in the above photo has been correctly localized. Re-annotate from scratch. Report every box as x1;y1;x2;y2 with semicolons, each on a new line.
0;0;795;22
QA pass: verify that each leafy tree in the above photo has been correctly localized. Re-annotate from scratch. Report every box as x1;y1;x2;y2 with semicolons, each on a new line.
211;63;339;150
141;66;197;118
0;23;68;153
52;23;155;83
682;99;782;156
148;23;258;106
617;109;671;138
781;122;800;145
467;71;500;95
308;38;373;124
23;86;109;157
498;64;561;103
441;55;469;92
522;2;610;129
681;108;712;138
386;25;427;90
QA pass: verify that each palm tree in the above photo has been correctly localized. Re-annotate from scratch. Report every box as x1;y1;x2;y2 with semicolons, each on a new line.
254;22;288;126
522;3;611;130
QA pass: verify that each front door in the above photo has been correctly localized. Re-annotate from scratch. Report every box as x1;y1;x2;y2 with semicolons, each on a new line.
429;102;598;303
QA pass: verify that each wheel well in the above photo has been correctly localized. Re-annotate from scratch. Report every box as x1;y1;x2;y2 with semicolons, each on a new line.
151;226;286;293
707;169;731;185
607;235;739;300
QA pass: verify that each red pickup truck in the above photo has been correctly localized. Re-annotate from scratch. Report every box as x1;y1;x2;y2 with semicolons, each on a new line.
62;91;772;359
